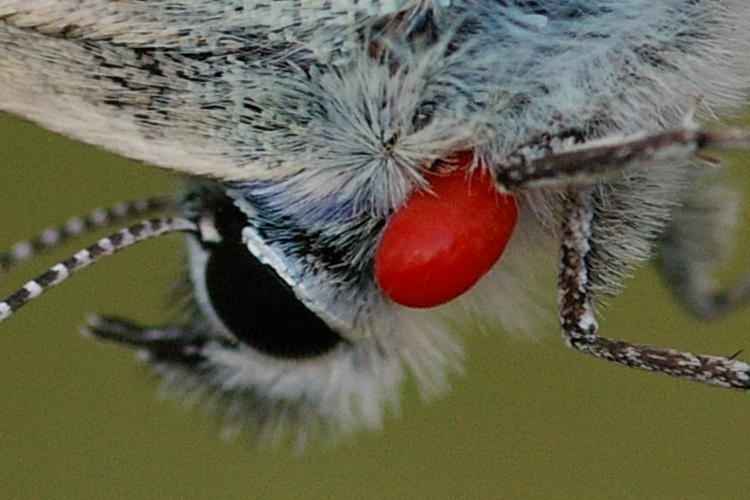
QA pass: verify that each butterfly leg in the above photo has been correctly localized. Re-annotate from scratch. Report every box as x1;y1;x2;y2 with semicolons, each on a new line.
493;126;750;191
558;186;750;389
656;181;750;320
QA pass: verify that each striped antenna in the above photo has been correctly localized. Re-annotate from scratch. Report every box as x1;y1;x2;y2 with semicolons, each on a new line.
0;217;198;323
0;196;172;273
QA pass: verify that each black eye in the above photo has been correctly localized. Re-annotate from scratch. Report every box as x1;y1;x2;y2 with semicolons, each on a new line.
202;197;343;359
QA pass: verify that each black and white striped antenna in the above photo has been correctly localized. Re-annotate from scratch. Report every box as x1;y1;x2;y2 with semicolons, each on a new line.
0;216;198;323
0;196;171;273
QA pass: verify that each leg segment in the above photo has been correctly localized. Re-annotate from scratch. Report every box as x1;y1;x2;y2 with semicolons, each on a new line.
558;186;750;389
494;126;750;191
657;182;750;320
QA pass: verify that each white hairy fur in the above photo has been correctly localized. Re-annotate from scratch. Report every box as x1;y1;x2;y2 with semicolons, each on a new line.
1;1;750;441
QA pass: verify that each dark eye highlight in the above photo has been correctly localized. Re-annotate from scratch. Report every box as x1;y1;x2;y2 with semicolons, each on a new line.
203;196;343;359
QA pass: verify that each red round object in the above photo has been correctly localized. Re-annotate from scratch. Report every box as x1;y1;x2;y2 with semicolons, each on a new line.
374;154;517;308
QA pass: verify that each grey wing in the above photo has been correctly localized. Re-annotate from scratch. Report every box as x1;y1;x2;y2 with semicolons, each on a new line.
0;0;416;181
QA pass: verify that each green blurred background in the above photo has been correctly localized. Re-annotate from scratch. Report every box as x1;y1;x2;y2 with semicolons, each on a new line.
2;111;750;500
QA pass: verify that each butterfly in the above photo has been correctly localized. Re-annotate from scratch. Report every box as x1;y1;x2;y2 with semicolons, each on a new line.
1;1;750;444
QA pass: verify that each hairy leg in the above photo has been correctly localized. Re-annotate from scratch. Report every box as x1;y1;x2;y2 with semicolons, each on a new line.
558;186;750;389
494;126;750;191
657;179;750;320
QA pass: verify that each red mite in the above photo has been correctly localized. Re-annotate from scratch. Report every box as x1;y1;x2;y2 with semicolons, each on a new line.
374;153;518;308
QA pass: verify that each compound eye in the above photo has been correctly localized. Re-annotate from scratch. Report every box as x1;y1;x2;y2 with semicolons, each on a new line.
202;198;343;359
